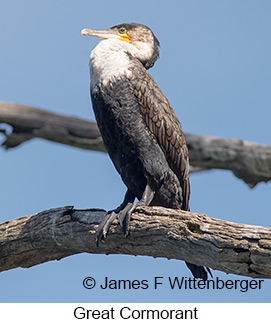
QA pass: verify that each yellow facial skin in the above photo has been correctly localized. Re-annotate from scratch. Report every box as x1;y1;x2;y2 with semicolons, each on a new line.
117;28;131;42
118;33;131;42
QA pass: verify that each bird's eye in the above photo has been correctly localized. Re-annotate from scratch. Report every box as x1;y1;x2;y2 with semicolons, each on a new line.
119;27;126;34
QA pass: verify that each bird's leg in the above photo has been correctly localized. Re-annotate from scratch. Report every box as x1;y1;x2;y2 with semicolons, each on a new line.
118;183;155;237
95;189;135;245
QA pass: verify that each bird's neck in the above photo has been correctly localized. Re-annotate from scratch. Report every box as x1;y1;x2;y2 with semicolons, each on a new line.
89;39;134;88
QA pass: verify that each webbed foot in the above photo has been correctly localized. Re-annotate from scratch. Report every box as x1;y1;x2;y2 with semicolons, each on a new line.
95;183;154;245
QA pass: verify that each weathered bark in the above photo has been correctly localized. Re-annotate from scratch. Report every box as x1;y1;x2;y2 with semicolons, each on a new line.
186;134;271;188
1;102;271;187
0;206;270;279
0;102;105;152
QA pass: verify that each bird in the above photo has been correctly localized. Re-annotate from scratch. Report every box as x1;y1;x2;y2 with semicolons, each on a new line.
81;22;210;280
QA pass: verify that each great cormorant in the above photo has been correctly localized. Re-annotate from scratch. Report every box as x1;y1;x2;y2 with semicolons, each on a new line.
81;23;209;280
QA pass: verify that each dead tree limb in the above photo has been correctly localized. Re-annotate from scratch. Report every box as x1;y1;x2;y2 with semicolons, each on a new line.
185;134;271;188
0;102;105;152
1;102;271;187
0;206;270;279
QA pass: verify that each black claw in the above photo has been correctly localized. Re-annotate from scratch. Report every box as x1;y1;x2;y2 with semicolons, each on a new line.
95;230;104;246
122;211;131;237
95;211;118;246
117;203;135;237
95;226;105;246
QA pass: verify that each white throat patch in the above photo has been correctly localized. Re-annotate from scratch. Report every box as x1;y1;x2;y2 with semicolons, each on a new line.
89;39;133;89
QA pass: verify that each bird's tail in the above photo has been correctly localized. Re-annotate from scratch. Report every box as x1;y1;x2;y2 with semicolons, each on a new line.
185;262;212;281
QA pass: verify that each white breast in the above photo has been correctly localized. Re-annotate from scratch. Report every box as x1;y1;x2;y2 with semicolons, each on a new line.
89;39;133;89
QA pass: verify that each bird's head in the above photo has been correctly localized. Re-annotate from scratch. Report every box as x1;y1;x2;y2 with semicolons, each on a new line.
81;23;160;69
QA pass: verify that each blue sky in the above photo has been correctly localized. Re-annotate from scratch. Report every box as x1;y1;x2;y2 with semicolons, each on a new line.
0;0;270;302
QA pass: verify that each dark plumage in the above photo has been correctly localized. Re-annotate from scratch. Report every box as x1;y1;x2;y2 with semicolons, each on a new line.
81;23;210;280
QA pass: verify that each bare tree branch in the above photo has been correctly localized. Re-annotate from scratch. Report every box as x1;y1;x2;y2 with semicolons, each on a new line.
0;102;105;152
185;134;271;188
0;206;270;278
1;102;271;187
